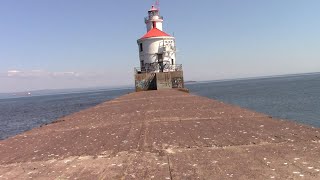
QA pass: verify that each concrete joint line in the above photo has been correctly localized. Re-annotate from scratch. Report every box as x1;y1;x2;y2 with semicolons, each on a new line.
106;95;195;103
167;155;173;180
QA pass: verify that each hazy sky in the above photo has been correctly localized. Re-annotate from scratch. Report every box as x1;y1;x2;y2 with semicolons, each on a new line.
0;0;319;93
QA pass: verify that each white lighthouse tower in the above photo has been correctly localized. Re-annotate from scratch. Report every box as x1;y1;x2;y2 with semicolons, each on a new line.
134;2;184;91
137;4;177;72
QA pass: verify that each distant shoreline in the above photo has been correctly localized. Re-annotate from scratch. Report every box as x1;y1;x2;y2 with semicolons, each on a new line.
0;71;319;100
0;87;134;100
191;71;320;85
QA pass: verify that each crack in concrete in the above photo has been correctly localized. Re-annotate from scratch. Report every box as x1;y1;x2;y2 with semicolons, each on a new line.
167;155;173;180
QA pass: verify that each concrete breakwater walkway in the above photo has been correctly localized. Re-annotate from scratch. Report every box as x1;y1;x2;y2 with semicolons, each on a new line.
0;90;319;179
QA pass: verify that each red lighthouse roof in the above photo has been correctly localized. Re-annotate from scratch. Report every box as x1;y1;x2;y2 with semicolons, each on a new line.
140;28;171;39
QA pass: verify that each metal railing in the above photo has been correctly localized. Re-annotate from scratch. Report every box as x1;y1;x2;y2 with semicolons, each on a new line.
144;16;164;22
134;64;182;74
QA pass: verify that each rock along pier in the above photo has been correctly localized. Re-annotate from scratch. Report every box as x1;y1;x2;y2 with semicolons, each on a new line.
0;90;320;179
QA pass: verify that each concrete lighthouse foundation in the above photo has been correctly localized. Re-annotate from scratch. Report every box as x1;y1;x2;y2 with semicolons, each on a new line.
134;71;184;92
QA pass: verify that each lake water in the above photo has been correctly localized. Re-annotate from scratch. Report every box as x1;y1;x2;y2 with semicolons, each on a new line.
187;73;320;128
0;89;132;140
0;73;319;140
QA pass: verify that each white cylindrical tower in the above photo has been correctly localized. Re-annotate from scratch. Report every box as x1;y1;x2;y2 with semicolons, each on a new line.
145;6;163;31
137;5;177;73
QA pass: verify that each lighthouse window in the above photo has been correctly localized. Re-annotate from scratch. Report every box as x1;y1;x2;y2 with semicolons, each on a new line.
139;43;143;52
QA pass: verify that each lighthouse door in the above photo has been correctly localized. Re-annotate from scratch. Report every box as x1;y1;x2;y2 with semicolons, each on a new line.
157;54;164;72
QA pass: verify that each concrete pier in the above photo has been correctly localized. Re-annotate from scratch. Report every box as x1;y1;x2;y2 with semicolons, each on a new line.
0;90;319;179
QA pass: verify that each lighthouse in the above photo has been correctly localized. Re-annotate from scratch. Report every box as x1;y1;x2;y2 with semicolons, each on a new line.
134;3;184;91
137;5;177;73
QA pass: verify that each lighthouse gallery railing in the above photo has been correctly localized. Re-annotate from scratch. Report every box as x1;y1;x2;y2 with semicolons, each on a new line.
134;64;183;74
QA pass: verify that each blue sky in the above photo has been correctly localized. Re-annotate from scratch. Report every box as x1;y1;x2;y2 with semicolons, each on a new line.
0;0;319;93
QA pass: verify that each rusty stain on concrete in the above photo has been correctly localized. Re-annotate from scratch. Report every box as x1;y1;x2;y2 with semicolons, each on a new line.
0;90;319;179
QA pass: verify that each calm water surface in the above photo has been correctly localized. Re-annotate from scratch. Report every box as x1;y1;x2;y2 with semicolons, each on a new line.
187;73;320;128
0;74;319;140
0;89;131;140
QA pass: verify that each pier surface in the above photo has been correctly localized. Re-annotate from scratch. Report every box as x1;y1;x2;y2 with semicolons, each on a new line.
0;90;320;179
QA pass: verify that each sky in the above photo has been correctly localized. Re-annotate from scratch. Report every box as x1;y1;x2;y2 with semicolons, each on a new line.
0;0;319;93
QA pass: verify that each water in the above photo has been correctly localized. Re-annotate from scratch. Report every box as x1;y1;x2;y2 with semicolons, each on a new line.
186;73;320;127
0;73;319;140
0;89;132;140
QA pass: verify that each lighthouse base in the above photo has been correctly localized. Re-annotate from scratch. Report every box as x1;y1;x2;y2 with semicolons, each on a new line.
135;71;184;92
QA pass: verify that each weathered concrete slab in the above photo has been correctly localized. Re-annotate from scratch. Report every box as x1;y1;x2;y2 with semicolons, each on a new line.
0;90;319;179
135;73;157;91
170;71;184;89
156;72;172;89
